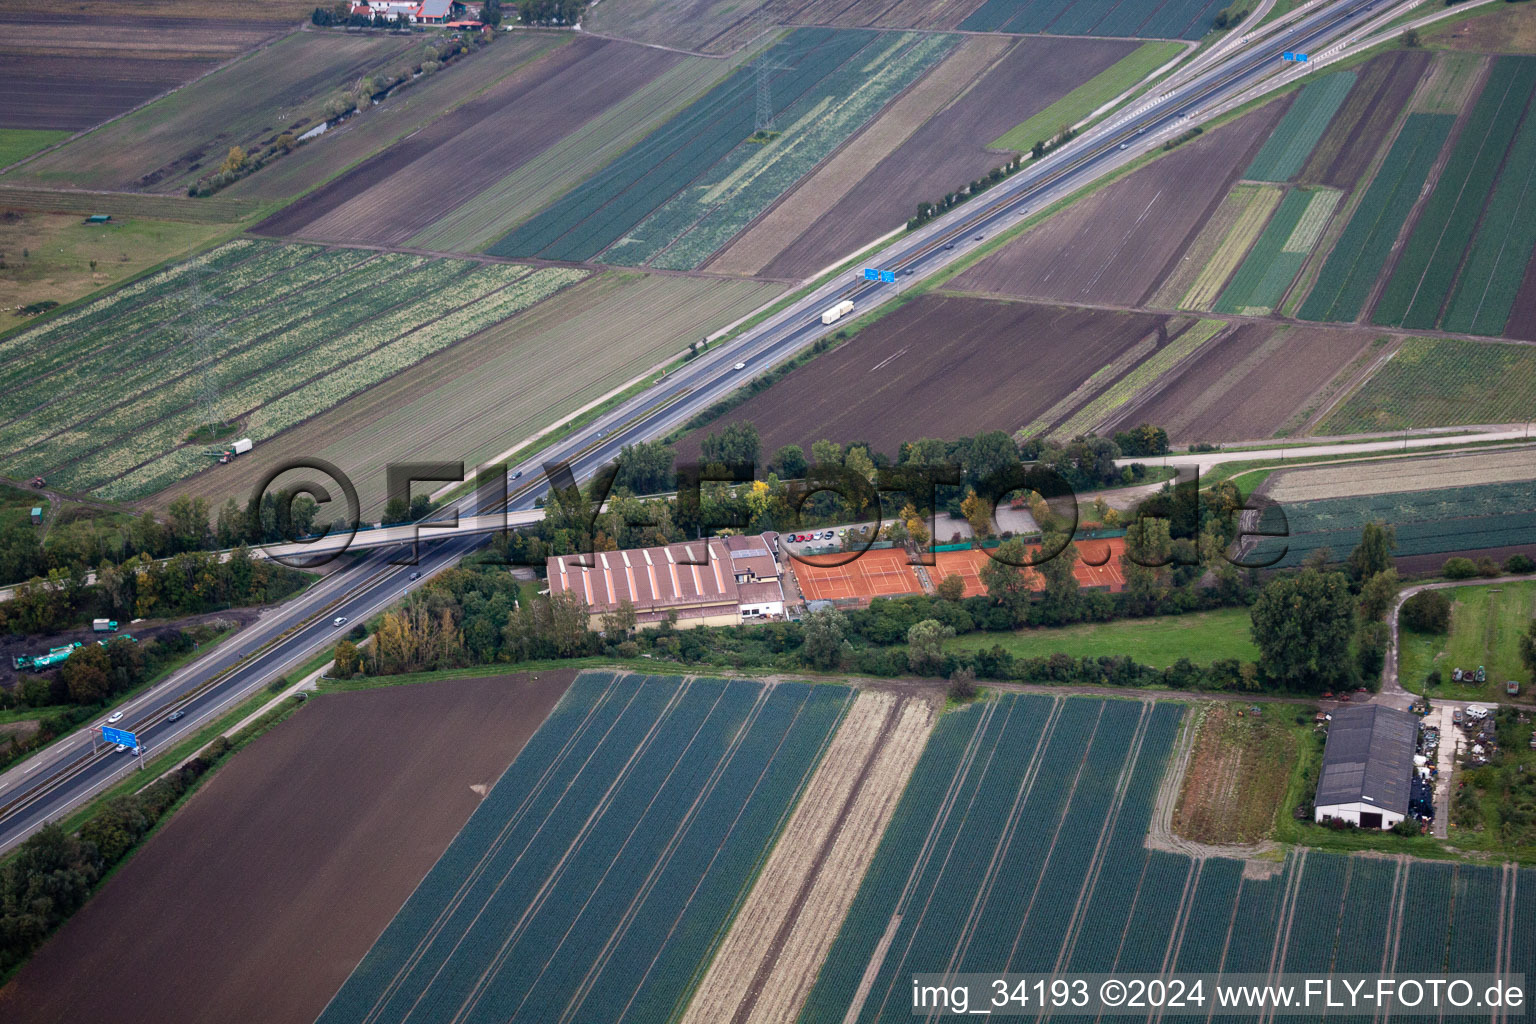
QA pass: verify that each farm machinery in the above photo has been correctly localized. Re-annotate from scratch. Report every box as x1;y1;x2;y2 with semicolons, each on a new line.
13;641;83;672
203;437;254;465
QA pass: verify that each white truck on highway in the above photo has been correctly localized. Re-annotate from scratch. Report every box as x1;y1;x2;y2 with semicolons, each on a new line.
820;299;854;326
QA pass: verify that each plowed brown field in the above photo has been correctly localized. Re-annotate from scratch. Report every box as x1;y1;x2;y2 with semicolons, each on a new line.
0;14;288;130
1106;322;1374;443
674;295;1168;459
254;37;678;247
948;99;1285;307
752;36;1139;280
0;671;576;1024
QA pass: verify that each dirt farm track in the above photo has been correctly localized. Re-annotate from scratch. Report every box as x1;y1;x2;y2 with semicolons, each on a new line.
0;671;576;1024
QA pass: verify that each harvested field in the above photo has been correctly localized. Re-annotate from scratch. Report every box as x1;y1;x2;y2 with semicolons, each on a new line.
1057;318;1227;438
1300;50;1430;189
1172;702;1299;844
751;36;1139;280
1147;186;1255;308
318;672;852;1024
0;239;587;501
254;37;685;248
586;0;987;54
739;698;933;1024
222;32;569;203
681;693;934;1024
4;30;424;194
674;296;1170;459
1320;336;1536;432
1265;449;1536;503
1431;0;1536;53
962;0;1230;39
931;538;1127;598
0;670;578;1024
949;100;1285;307
1123;322;1373;443
158;271;781;517
792;547;926;603
0;14;289;130
708;34;1012;278
1178;184;1281;309
798;694;1527;1024
491;29;958;270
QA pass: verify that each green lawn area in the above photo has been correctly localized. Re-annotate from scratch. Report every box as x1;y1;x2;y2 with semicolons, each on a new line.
990;41;1187;152
0;129;68;169
947;606;1258;668
1397;581;1536;701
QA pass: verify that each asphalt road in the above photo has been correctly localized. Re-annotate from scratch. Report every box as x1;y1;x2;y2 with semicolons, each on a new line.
0;0;1406;854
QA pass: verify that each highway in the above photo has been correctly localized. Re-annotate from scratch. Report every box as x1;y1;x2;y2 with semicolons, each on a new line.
0;0;1407;854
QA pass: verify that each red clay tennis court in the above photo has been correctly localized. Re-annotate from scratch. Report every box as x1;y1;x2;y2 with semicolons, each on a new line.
793;546;925;603
931;537;1127;597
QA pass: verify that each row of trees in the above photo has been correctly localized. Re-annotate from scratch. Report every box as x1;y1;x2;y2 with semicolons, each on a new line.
0;546;306;637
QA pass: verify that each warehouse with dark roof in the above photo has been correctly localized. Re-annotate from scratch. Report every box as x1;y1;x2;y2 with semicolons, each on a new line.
1314;704;1418;830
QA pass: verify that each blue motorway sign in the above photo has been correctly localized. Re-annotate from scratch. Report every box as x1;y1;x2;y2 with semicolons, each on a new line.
880;270;896;283
864;268;898;283
1282;51;1295;60
102;725;138;748
863;267;878;280
1297;53;1309;62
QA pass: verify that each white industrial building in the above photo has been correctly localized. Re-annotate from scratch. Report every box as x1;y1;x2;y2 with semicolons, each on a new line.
1314;704;1418;830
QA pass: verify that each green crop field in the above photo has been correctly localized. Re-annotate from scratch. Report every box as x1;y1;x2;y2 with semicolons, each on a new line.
1373;56;1536;330
963;0;1227;39
488;29;956;269
797;695;1532;1023
1322;336;1536;432
1052;319;1225;437
1244;72;1356;182
1181;185;1281;309
0;129;69;169
1398;581;1536;700
948;607;1258;667
1441;80;1536;335
1298;113;1455;322
1247;479;1536;568
318;672;851;1024
1216;187;1340;314
0;239;584;500
989;41;1186;152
